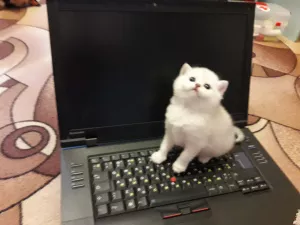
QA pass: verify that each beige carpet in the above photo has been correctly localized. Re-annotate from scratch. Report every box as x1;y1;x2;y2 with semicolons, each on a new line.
0;4;299;225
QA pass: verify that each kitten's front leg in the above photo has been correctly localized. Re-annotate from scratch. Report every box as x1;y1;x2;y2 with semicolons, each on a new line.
151;133;173;164
198;155;212;164
172;146;200;173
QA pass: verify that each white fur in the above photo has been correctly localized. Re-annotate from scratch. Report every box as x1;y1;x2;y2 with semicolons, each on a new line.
151;63;244;173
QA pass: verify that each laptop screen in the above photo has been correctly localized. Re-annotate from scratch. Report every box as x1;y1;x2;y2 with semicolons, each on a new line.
51;3;254;141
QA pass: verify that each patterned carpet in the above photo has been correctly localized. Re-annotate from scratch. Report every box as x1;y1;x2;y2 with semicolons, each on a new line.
0;4;299;225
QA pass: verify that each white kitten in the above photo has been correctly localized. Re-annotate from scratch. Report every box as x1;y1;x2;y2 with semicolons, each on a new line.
151;63;244;173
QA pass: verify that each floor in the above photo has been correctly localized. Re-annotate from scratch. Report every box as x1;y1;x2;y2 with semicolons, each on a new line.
0;4;299;225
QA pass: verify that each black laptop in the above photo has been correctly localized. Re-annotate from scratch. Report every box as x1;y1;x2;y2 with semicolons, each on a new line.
47;1;300;225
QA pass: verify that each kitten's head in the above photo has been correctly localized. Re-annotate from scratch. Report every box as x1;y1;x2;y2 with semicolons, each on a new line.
173;63;229;105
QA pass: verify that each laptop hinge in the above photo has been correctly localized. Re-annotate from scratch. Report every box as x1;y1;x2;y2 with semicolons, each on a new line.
86;137;98;147
69;130;85;139
234;120;247;128
65;130;98;148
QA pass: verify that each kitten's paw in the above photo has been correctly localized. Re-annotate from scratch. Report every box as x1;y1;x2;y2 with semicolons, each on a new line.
151;152;167;164
172;161;187;173
198;156;211;164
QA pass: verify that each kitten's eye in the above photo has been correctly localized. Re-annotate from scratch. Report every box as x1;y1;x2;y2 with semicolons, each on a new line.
189;77;196;82
204;84;211;89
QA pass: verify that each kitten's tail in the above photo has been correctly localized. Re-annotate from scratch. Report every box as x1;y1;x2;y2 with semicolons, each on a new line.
234;126;245;143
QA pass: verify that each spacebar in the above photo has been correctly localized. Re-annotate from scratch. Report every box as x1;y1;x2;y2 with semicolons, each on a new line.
149;187;208;207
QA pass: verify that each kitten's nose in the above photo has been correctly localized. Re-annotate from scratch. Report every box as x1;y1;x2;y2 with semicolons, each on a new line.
195;84;201;88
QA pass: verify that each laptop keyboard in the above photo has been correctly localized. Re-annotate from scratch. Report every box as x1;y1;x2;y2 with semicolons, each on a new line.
89;148;269;219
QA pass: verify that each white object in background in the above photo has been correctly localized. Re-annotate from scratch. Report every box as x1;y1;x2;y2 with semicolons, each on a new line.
254;3;291;37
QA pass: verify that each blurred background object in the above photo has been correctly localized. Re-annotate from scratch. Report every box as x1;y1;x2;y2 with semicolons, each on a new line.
260;0;300;42
254;2;291;42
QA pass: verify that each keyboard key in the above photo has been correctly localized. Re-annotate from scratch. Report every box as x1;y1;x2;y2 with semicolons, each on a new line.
160;172;171;181
224;163;232;171
259;183;268;190
110;202;125;214
247;144;256;150
103;162;114;171
160;183;170;193
217;183;230;193
126;159;136;167
128;177;139;188
124;188;135;199
237;180;246;187
206;185;218;196
231;162;241;170
123;169;133;178
145;165;155;174
254;176;264;183
191;167;202;175
121;153;129;159
202;176;208;181
92;163;102;172
184;171;193;179
150;174;160;184
137;157;146;166
216;166;223;172
170;182;181;191
139;175;150;185
136;186;147;197
115;179;126;190
90;158;100;164
94;182;111;194
95;193;109;205
148;184;159;195
181;180;192;190
242;187;251;194
134;166;144;176
250;185;259;192
230;172;239;179
213;176;223;184
149;187;207;207
115;160;125;169
140;151;149;157
137;197;148;209
126;199;136;211
130;152;139;158
189;161;197;168
157;165;166;172
246;178;254;185
206;168;214;174
93;172;109;182
204;178;213;186
192;178;203;187
111;191;122;202
97;205;108;217
227;181;239;191
101;156;111;162
111;154;120;161
111;170;121;180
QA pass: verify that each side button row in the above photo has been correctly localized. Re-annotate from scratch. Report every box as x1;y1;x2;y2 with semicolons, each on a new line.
241;183;269;194
246;142;268;165
252;151;268;164
70;162;85;189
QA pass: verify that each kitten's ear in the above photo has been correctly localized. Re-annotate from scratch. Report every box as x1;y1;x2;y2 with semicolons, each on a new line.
179;63;192;75
217;80;229;95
